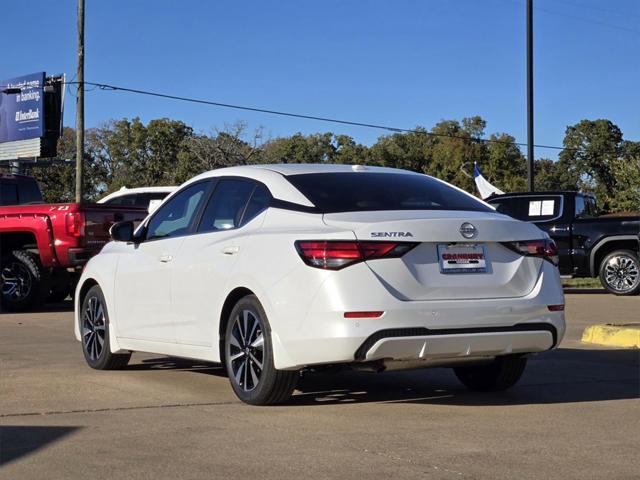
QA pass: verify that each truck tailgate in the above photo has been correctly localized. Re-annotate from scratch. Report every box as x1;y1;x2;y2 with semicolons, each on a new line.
82;205;147;248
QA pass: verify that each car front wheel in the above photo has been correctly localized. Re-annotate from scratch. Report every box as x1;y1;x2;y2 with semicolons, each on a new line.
81;285;131;370
224;295;298;405
454;355;527;392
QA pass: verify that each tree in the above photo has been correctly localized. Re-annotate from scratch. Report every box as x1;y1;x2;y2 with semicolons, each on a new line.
556;119;640;212
426;117;487;192
26;127;106;202
370;127;435;173
176;122;263;183
23;115;637;211
484;133;527;192
91;117;194;191
558;119;622;211
611;140;640;211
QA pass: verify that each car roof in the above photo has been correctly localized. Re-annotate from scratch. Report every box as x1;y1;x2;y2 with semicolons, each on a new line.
97;186;177;203
110;186;177;193
195;164;420;178
247;164;419;176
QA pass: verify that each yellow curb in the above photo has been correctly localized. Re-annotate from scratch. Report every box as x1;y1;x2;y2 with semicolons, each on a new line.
581;324;640;348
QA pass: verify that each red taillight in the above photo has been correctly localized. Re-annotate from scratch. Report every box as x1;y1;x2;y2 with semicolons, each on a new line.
295;240;418;270
65;212;85;237
504;239;558;265
344;311;384;318
547;304;565;312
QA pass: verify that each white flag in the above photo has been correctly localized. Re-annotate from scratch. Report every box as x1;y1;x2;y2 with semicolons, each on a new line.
474;163;504;199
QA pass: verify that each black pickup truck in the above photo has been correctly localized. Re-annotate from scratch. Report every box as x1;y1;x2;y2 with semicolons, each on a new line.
487;191;640;296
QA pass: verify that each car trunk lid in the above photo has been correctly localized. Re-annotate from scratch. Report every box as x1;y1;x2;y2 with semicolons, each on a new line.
323;210;546;301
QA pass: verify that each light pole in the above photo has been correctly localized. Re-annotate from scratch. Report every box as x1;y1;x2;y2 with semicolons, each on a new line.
75;0;85;203
526;0;535;191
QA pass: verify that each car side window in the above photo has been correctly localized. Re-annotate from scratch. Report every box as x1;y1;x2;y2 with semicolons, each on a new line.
197;179;256;233
576;196;597;218
575;195;586;218
146;182;209;240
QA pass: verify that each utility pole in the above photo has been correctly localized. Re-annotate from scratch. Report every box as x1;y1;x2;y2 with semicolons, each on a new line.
75;0;85;203
526;0;535;191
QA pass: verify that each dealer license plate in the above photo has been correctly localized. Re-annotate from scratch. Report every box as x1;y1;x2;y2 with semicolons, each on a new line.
437;243;488;274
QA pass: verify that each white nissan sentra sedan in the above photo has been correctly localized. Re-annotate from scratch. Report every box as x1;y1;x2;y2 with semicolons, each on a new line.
74;164;565;405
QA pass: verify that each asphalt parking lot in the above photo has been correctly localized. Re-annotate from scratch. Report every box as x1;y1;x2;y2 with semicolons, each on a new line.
1;291;639;480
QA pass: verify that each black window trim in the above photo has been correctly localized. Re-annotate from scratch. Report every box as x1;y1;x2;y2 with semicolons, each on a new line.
270;198;319;214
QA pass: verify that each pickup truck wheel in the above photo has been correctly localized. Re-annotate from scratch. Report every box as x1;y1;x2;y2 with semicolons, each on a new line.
599;250;640;296
81;285;131;370
454;355;527;392
1;250;49;311
224;295;298;405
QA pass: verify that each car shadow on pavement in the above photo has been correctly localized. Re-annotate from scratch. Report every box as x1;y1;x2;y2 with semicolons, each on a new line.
125;357;228;378
0;426;81;466
287;347;640;406
562;288;608;295
126;347;639;407
0;299;75;314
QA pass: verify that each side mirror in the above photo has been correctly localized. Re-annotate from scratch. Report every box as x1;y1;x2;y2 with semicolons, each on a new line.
110;220;135;242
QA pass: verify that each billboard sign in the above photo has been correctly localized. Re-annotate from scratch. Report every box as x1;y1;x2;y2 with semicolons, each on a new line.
0;72;46;144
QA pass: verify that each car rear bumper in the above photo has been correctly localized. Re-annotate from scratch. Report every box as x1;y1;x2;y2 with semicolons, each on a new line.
355;323;556;361
273;312;564;370
266;260;565;370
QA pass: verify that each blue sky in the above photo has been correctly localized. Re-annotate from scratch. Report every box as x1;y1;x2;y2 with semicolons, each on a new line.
2;0;639;159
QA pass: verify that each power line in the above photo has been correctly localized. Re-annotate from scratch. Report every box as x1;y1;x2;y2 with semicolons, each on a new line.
503;0;640;36
552;0;640;21
2;80;636;156
85;81;572;152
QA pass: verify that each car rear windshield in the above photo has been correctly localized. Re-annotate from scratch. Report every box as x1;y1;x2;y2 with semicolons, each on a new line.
286;172;493;213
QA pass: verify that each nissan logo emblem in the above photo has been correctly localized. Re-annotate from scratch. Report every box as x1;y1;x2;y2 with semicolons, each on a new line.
459;222;477;239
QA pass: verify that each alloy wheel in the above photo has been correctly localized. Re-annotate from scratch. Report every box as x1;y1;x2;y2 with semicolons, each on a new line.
82;296;106;361
1;262;32;301
604;254;640;293
228;309;265;392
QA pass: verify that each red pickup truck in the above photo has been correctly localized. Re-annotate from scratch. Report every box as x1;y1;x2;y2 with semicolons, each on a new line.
0;174;147;311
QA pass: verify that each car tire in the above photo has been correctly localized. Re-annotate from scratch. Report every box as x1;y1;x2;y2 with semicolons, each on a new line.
1;250;50;312
224;295;298;405
81;285;131;370
454;355;527;392
598;250;640;296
